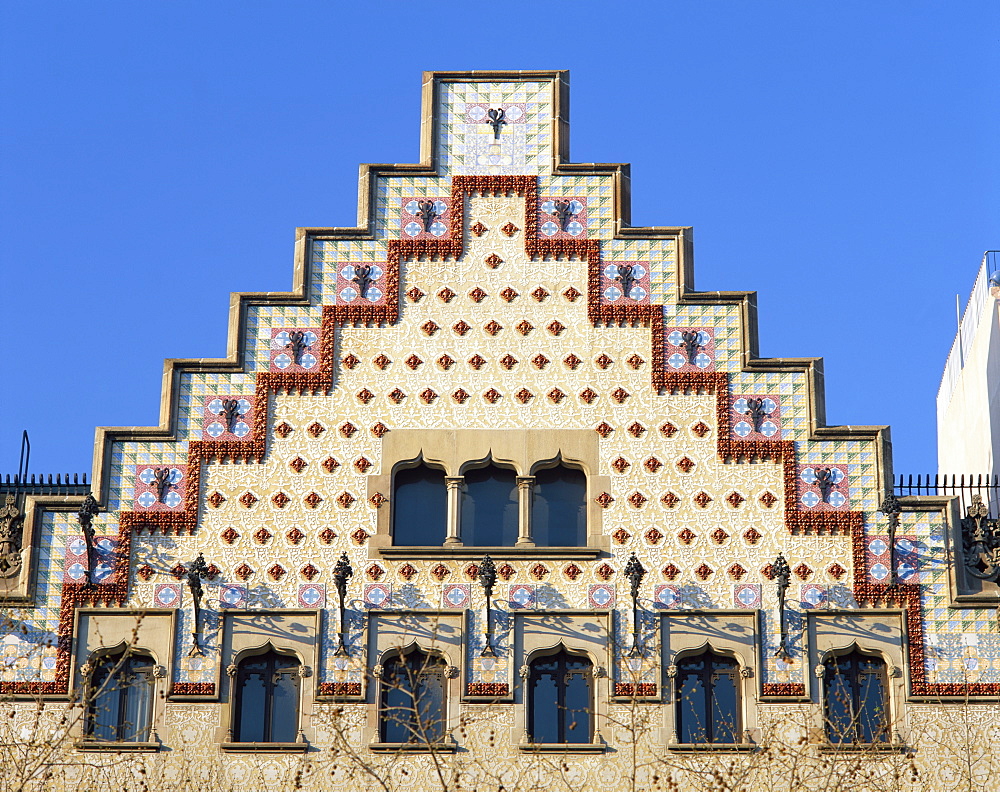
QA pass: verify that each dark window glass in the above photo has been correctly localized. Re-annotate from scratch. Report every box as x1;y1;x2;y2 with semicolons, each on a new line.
393;465;447;545
379;650;447;743
675;651;740;744
531;465;587;546
461;464;518;546
87;652;155;742
528;649;593;744
234;650;300;742
824;650;888;744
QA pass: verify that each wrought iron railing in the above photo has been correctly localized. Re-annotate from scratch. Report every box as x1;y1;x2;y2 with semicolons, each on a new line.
894;473;999;516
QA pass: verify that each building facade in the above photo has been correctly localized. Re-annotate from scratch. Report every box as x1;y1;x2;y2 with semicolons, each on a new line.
2;71;998;791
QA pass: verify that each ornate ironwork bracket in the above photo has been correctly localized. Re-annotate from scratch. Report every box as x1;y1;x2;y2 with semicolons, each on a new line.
351;264;375;301
773;553;792;661
332;553;353;656
624;552;646;657
742;397;768;433
185;553;211;656
76;494;100;585
878;492;902;584
478;554;497;657
815;467;837;503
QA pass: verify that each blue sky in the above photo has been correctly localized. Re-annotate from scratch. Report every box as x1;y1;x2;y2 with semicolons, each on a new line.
1;1;997;480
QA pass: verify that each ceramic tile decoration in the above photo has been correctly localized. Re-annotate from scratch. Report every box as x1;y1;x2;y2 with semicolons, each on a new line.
1;70;994;789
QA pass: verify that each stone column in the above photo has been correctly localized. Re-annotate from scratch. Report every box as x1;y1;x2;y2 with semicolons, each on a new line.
516;476;534;546
445;477;463;545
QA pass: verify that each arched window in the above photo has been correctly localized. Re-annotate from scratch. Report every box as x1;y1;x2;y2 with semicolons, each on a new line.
675;650;741;744
379;649;447;743
823;649;889;744
461;464;518;546
233;650;301;743
527;649;593;744
531;465;587;546
86;650;155;742
393;464;447;545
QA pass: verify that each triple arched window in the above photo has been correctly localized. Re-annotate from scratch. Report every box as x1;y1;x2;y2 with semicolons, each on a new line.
823;649;889;744
392;461;587;547
85;651;156;742
526;648;594;744
378;649;448;744
232;650;301;743
674;650;741;744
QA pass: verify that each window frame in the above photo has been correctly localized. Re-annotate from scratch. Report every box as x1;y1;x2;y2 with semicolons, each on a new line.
377;647;450;746
230;647;303;745
83;648;158;745
525;645;595;745
821;647;891;746
673;649;743;745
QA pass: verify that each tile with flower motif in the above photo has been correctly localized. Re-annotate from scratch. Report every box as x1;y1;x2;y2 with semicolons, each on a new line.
664;326;715;372
299;584;326;608
400;198;452;240
589;584;616;609
202;396;255;441
443;584;471;609
508;584;535;609
219;584;247;609
800;584;827;609
335;262;389;306
733;584;762;609
153;583;181;608
797;464;850;510
730;395;783;440
895;536;922;583
537;197;588;240
866;536;891;583
601;261;650;305
134;465;187;510
62;535;119;584
654;585;679;609
364;583;391;609
270;328;321;372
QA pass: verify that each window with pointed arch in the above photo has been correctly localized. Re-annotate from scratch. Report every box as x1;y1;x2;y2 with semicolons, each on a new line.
675;650;741;744
461;463;519;546
823;649;889;744
85;650;156;742
232;649;301;743
527;648;593;744
379;648;448;743
392;463;448;545
530;464;587;546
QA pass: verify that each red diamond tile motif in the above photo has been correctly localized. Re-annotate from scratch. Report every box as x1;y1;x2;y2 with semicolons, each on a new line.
421;320;439;336
336;492;355;509
371;422;389;437
420;388;438;404
321;457;339;473
286;527;305;545
308;421;326;438
354;457;373;473
319;527;336;544
500;354;517;370
828;563;846;580
221;527;239;545
595;354;613;370
744;527;762;544
239;492;258;509
275;422;293;438
563;354;582;370
563;286;581;301
662;564;680;581
694;563;713;581
235;563;253;581
693;491;713;508
484;320;503;336
483;389;501;404
339;422;355;438
351;528;369;544
532;353;549;369
388;388;406;404
612;528;631;544
727;491;745;508
548;388;565;403
711;528;729;544
532;286;549;302
761;564;776;580
501;222;519;236
627;354;644;369
453;320;471;336
530;563;549;580
660;422;678;438
468;355;486;370
579;388;598;404
254;528;272;545
794;563;813;580
366;564;384;581
611;387;629;404
729;563;747;581
369;492;388;507
645;527;664;545
373;354;391;370
268;564;285;581
271;492;290;508
437;286;456;302
516;320;534;336
485;253;503;269
207;491;226;508
692;422;710;438
612;457;630;473
563;563;582;581
500;287;518;302
301;563;319;581
437;354;455;370
452;389;470;403
628;491;647;509
596;492;614;508
628;422;646;438
498;563;516;581
406;287;425;302
470;221;487;236
677;457;695;473
356;388;375;405
431;563;450;581
304;492;323;508
398;563;418;581
547;320;566;335
137;564;154;581
341;353;359;370
759;491;778;508
469;287;488;303
515;388;533;404
595;422;613;438
661;492;680;508
645;456;662;473
405;354;423;370
678;527;696;545
596;563;614;581
289;457;307;473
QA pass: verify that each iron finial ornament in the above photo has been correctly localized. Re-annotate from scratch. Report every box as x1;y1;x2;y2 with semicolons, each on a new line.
351;264;375;301
624;552;646;657
151;467;173;503
772;553;792;661
76;494;100;585
332;552;354;656
284;330;309;365
220;398;241;432
814;467;837;504
742;397;768;434
415;199;440;233
550;199;575;231
185;552;211;656
478;554;498;657
614;264;636;301
878;492;902;584
680;330;702;366
487;107;506;139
